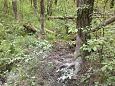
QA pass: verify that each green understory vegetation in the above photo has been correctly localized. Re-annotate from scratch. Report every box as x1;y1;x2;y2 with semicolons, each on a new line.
0;0;115;86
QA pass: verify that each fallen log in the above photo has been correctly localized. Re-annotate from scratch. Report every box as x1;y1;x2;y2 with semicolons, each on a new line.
47;16;77;20
23;23;37;33
47;16;110;20
23;23;55;34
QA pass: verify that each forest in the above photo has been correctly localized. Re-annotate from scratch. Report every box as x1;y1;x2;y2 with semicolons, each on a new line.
0;0;115;86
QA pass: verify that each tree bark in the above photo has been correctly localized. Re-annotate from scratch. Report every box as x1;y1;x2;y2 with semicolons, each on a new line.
110;0;114;8
40;0;45;34
12;0;18;20
33;0;38;16
3;0;8;14
30;0;33;7
54;0;58;5
75;0;94;60
47;0;53;16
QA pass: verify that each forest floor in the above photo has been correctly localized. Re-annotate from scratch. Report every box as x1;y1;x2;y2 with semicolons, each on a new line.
47;41;75;67
1;40;91;86
45;41;77;86
44;41;93;86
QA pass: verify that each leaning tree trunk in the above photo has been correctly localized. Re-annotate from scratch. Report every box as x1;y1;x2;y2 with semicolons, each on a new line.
40;0;45;34
74;0;94;61
12;0;18;20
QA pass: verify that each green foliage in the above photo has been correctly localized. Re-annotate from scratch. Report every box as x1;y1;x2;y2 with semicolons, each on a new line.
6;39;52;86
83;25;115;85
0;17;40;73
0;0;115;85
0;16;52;85
81;38;105;52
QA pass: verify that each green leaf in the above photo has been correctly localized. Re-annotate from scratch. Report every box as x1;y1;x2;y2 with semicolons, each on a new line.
101;65;108;71
93;47;97;51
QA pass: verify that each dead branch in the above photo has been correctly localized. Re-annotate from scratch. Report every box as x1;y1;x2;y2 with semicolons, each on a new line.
47;16;77;20
91;15;115;32
45;29;55;34
23;23;55;34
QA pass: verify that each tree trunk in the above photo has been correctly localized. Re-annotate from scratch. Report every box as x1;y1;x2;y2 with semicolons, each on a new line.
54;0;58;5
33;0;38;16
12;0;18;20
74;0;94;60
47;0;53;16
40;0;45;34
30;0;33;7
110;0;114;8
3;0;8;14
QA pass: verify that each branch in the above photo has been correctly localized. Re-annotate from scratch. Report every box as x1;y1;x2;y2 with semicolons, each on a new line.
91;15;115;32
47;16;76;20
47;15;113;20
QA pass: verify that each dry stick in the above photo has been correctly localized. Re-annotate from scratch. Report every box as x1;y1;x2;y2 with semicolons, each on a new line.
91;15;115;32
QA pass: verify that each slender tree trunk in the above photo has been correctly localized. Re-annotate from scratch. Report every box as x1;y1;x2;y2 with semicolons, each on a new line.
30;0;33;7
47;0;53;16
12;0;18;20
74;0;94;60
110;0;114;8
54;0;58;5
33;0;38;16
40;0;45;34
3;0;8;14
19;0;24;19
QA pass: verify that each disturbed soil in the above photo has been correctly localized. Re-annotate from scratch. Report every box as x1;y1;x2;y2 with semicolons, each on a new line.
45;41;94;86
46;41;77;86
47;41;75;66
